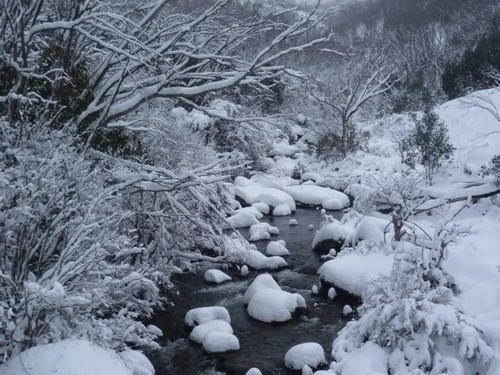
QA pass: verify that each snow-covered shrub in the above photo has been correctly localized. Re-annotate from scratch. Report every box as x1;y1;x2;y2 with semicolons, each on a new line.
481;154;500;187
403;111;455;185
332;242;493;374
0;131;163;362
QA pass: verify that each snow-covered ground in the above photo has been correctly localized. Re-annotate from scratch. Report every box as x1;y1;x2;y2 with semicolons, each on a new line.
300;88;500;374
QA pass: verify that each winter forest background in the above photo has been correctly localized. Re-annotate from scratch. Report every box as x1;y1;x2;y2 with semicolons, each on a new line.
1;0;500;374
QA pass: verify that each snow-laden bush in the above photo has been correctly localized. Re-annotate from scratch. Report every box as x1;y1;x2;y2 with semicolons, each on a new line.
332;242;493;374
0;131;164;361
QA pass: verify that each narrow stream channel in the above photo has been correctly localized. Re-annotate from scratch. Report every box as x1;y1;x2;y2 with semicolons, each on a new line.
146;208;354;375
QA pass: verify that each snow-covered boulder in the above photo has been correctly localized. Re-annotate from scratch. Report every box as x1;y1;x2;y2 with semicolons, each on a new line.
252;202;270;214
284;185;350;210
202;332;240;353
189;320;234;344
311;219;350;252
0;339;148;375
240;265;249;276
289;219;298;226
243;273;282;304
247;250;287;270
185;306;231;327
249;222;279;242
284;342;327;370
251;173;299;189
247;289;306;323
258;189;296;212
266;241;290;256
235;206;265;219
269;142;301;157
226;211;259;228
318;252;394;298
245;368;263;375
273;203;293;216
204;269;232;284
332;342;388;375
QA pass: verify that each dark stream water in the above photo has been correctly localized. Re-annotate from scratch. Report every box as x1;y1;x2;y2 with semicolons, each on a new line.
146;208;353;375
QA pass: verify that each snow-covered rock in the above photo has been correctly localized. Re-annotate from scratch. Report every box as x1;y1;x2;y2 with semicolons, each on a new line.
236;206;265;219
189;320;234;344
247;289;306;323
289;219;298;226
247;250;288;270
284;185;350;210
312;285;319;295
311;219;349;251
204;269;232;284
333;342;388;375
273;203;293;216
0;339;147;375
328;287;337;300
252;202;270;214
185;306;231;327
284;342;327;370
343;305;353;315
244;273;282;304
249;222;279;242
240;265;249;276
224;211;260;229
245;368;263;375
251;173;299;190
266;241;290;256
258;189;296;212
272;157;298;176
202;332;240;353
318;252;394;298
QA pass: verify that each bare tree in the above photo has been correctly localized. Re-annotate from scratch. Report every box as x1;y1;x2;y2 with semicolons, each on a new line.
306;49;399;156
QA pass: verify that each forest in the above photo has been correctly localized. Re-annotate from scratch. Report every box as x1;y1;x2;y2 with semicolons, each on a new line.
1;0;500;374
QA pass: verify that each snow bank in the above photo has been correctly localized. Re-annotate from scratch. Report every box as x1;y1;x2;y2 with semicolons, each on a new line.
247;289;306;323
204;269;232;284
284;185;350;210
438;88;500;174
0;339;148;375
185;306;231;327
243;273;281;304
318;252;394;297
269;142;301;157
284;342;326;370
202;332;240;353
266;241;290;256
189;320;234;344
333;342;388;375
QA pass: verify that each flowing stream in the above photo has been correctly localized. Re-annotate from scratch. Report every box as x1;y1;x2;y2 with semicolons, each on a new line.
146;208;354;375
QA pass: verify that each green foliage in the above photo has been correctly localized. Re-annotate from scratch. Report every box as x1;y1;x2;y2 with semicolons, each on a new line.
316;126;367;159
392;79;434;113
403;110;455;184
442;27;500;99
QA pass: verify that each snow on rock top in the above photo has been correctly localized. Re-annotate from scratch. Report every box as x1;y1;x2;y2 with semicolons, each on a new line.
0;339;141;375
243;273;282;304
318;252;394;298
224;211;260;229
284;185;350;210
202;332;240;353
189;320;234;344
185;306;231;327
284;342;327;370
119;350;156;375
245;368;263;375
251;173;299;189
332;342;388;375
247;250;288;270
203;269;232;284
266;241;290;256
247;289;306;323
249;222;279;242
